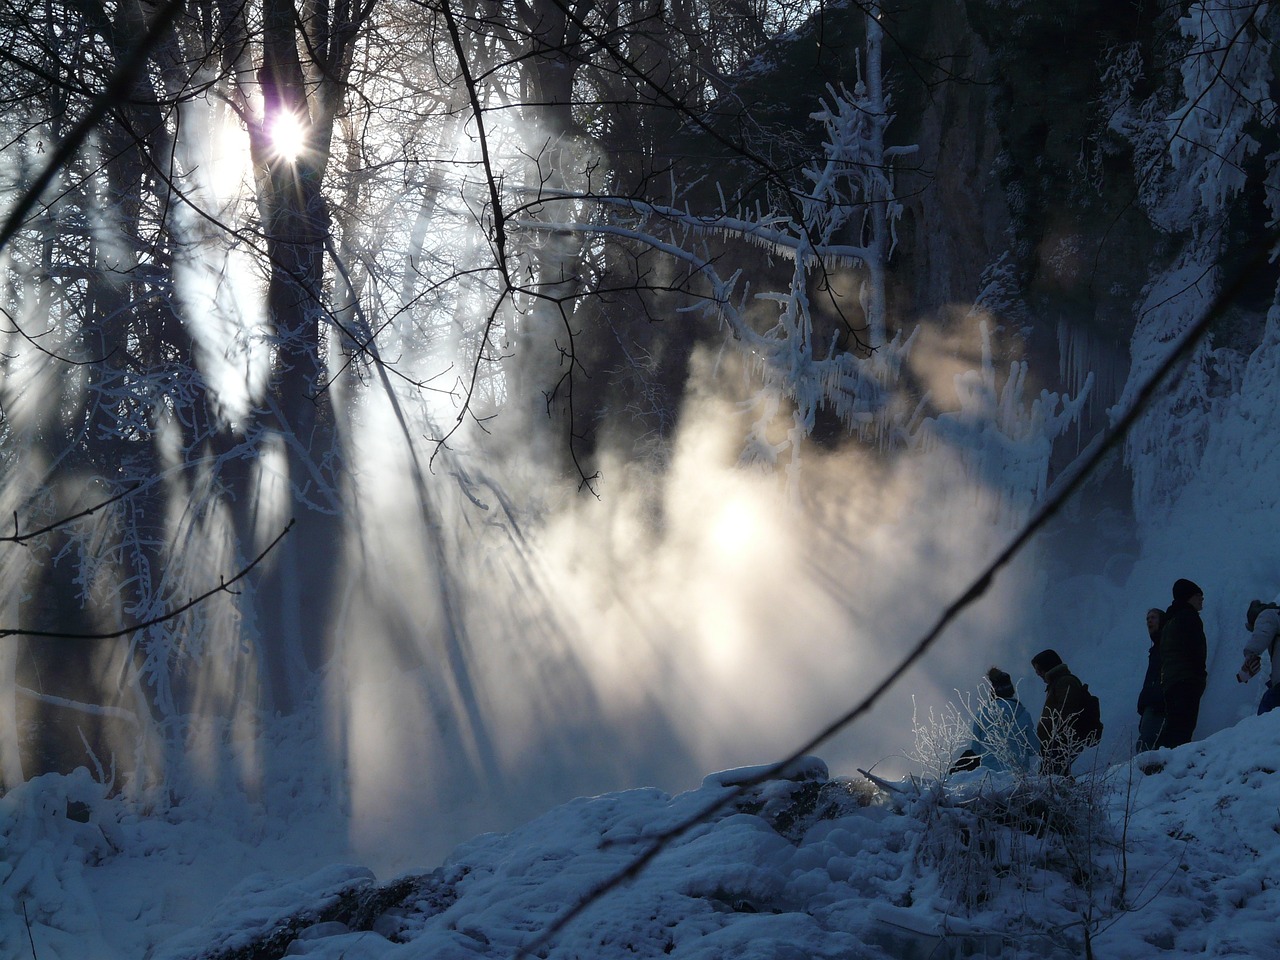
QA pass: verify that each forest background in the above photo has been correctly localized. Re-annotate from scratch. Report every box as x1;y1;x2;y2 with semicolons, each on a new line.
2;0;1279;877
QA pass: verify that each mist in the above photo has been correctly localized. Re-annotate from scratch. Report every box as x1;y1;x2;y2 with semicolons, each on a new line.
274;312;1083;874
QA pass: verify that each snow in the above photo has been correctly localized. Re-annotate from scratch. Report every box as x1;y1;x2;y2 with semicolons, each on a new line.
3;708;1278;958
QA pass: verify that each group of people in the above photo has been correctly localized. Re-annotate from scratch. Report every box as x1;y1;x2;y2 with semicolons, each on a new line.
950;574;1280;778
951;648;1100;778
1137;578;1280;752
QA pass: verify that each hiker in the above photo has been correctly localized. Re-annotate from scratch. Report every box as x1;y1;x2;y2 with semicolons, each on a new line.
951;667;1039;774
1239;598;1280;715
1157;578;1208;749
1031;649;1100;776
1136;607;1167;751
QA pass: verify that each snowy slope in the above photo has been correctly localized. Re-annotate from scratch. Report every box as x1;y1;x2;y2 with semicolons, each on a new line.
3;714;1278;959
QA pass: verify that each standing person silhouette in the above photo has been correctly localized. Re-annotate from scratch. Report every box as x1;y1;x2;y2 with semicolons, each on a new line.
1136;607;1167;751
1157;578;1208;749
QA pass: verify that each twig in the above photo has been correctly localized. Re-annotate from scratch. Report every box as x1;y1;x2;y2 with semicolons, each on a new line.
0;520;295;641
15;687;140;724
0;485;141;547
22;902;37;959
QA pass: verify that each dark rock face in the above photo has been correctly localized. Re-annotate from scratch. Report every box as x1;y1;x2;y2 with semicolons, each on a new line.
854;0;1169;416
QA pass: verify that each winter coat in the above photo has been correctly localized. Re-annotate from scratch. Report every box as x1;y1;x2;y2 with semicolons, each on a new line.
1244;606;1280;687
969;696;1039;772
1036;663;1092;749
1137;633;1164;715
1161;600;1208;688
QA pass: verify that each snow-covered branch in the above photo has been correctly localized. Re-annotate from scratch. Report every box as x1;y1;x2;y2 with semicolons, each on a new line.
514;11;920;477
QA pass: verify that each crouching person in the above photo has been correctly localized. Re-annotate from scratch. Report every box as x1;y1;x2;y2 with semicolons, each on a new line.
969;667;1039;773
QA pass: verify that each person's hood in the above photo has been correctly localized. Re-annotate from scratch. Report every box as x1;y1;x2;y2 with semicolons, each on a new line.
1043;663;1071;684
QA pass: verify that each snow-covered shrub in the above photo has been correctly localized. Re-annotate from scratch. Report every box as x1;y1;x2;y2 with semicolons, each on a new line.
904;696;1123;936
0;769;113;952
909;694;974;782
909;683;1039;780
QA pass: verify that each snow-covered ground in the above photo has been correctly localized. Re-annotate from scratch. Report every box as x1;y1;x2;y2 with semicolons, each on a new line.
4;709;1277;959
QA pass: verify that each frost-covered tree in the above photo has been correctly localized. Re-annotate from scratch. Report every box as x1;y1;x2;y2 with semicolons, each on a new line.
516;5;921;484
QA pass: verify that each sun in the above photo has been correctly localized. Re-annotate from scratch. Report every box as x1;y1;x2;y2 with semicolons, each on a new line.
267;110;308;163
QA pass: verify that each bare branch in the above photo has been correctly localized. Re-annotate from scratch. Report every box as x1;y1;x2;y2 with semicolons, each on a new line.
0;520;295;642
0;484;140;548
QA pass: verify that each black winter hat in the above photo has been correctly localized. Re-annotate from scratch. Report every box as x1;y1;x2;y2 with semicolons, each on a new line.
987;667;1015;698
1031;649;1062;672
1172;578;1204;602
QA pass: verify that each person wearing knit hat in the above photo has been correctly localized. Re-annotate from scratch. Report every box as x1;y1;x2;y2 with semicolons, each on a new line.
1032;649;1098;776
1172;578;1204;603
949;666;1039;774
1031;649;1062;674
986;667;1016;699
1158;578;1208;748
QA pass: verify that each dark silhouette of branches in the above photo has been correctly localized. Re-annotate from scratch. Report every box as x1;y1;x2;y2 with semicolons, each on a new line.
435;0;516;443
0;0;186;258
0;484;141;547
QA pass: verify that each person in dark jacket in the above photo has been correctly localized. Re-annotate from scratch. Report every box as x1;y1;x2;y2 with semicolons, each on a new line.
1031;649;1095;776
1136;607;1167;751
1156;578;1208;749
